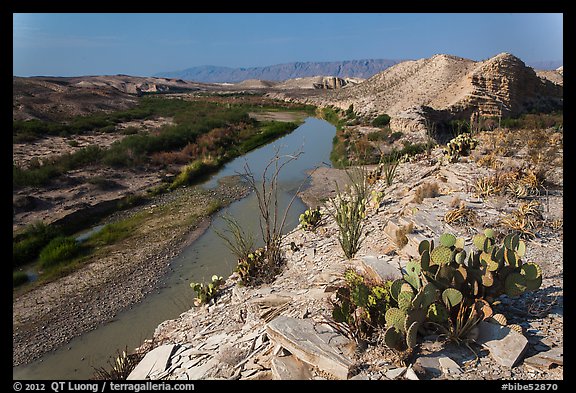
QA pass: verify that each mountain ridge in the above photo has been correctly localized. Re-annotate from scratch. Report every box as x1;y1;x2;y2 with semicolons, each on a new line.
154;59;406;82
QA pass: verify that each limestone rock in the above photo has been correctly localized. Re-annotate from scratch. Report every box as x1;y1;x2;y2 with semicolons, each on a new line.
266;315;352;379
476;321;529;368
127;344;177;380
271;355;313;380
360;255;402;282
524;347;563;370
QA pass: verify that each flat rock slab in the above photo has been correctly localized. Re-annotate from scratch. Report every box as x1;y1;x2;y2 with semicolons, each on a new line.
271;355;313;380
385;367;406;380
266;315;352;379
524;347;563;370
476;321;529;368
128;344;177;380
361;255;403;282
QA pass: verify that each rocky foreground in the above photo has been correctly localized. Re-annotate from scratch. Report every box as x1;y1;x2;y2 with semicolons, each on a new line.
127;146;563;381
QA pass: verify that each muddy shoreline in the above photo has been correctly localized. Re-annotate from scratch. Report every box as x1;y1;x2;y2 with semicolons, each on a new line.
12;180;250;368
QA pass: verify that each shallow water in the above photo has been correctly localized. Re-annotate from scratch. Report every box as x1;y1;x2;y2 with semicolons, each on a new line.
13;117;335;380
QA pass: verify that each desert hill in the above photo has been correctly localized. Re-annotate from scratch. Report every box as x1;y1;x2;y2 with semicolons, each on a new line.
270;53;563;132
13;75;210;122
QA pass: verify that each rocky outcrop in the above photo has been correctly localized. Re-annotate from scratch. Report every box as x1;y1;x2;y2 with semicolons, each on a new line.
461;53;562;117
273;76;363;90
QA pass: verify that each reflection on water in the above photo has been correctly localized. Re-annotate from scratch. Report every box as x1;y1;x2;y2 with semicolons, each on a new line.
13;117;335;380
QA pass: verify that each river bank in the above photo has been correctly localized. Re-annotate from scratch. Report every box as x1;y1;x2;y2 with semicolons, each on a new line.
139;146;563;380
13;177;250;368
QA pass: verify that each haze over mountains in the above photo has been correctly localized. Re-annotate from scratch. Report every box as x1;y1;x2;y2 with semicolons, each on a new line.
154;58;562;83
154;59;405;83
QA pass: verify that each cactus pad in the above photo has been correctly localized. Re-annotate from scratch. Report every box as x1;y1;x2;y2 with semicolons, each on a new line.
390;279;404;302
384;327;405;351
473;234;486;250
505;248;518;267
404;308;426;332
491;313;507;326
385;307;407;331
525;275;542;291
406;321;420;348
418;239;430;255
481;270;494;287
427;303;449;323
398;291;415;312
455;250;467;264
504;233;520;251
442;288;463;308
516;240;526;257
431;245;453;265
439;233;457;248
484;228;495;239
480;251;499;272
406;259;421;277
420;249;431;271
520;262;542;280
455;237;466;250
508;324;524;335
505;272;528;297
483;237;494;253
403;273;420;291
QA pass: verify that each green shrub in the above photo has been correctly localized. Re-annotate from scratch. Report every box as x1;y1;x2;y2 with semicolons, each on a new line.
13;222;60;268
170;158;220;189
39;236;82;268
13;271;29;287
88;222;132;246
372;114;391;128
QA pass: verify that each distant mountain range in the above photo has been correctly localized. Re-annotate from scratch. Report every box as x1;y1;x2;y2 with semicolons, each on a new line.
154;58;562;83
154;59;406;83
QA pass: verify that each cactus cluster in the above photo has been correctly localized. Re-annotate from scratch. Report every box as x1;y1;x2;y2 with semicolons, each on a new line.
332;269;393;341
444;133;478;163
235;247;266;286
380;229;542;350
299;207;322;231
190;275;225;306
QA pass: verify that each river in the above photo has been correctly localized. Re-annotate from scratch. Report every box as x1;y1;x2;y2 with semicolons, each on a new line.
13;117;335;380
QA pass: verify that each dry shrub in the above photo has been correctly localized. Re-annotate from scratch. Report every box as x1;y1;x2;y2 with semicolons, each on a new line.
394;222;414;247
412;182;439;204
500;200;543;238
150;150;191;166
444;202;477;226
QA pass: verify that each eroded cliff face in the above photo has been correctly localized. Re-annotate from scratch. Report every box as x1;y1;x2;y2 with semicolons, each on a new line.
461;53;563;118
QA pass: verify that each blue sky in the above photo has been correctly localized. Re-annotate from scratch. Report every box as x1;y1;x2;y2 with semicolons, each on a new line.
13;13;563;77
